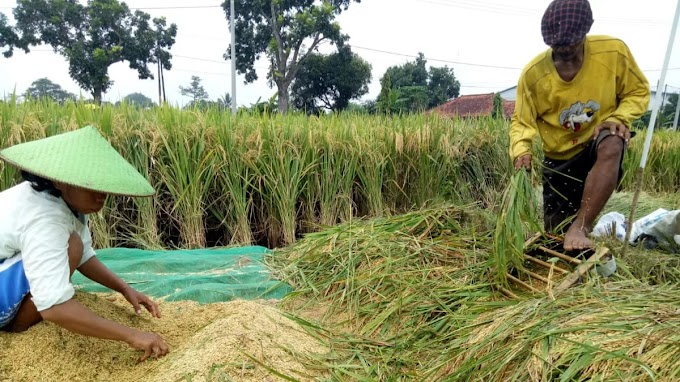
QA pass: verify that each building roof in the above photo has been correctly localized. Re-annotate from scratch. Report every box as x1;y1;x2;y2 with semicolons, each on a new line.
502;100;515;118
430;93;515;118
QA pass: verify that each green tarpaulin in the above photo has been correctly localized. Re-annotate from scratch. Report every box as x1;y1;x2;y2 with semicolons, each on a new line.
72;246;292;304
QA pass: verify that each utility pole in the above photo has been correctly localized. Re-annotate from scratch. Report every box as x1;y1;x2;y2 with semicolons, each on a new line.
230;0;237;114
673;92;680;130
157;48;162;105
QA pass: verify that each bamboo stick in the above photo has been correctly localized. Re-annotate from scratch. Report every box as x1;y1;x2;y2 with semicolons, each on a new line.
538;246;582;265
507;274;541;293
524;254;570;274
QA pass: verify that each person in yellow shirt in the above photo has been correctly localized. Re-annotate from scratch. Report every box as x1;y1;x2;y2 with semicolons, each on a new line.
510;0;650;251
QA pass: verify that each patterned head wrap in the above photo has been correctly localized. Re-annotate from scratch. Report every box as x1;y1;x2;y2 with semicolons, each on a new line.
541;0;594;46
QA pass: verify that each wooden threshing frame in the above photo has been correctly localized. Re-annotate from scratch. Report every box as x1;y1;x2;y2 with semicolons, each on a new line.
499;233;612;298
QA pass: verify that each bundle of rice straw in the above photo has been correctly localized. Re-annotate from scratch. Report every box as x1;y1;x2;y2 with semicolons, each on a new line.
431;279;680;381
492;169;540;288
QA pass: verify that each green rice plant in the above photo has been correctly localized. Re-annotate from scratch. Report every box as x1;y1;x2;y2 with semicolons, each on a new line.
622;130;680;193
315;124;360;226
211;114;256;245
253;116;316;247
112;127;163;250
153;109;218;248
4;99;679;249
491;169;541;288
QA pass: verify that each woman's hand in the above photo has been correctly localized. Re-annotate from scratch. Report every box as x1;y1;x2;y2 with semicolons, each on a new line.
41;299;169;362
122;287;161;318
126;329;170;362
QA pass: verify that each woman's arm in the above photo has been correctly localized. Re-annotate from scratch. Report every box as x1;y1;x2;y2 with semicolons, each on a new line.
40;299;169;361
78;257;128;293
78;257;161;317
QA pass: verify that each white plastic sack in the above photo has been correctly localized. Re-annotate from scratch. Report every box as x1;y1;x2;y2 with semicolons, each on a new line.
592;212;627;241
631;209;680;246
593;209;680;247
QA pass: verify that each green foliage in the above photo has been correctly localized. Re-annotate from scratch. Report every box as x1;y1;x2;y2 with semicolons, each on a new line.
0;13;20;58
633;93;679;130
492;93;503;119
24;78;76;103
179;76;209;104
428;65;460;108
217;93;232;109
376;74;399;114
291;45;371;114
376;52;460;114
118;92;154;108
10;0;177;103
221;0;360;114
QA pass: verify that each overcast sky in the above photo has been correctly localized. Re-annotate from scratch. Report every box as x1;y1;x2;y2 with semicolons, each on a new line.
1;0;679;108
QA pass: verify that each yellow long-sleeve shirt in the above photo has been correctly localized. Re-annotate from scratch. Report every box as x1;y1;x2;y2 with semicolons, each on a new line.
509;35;650;161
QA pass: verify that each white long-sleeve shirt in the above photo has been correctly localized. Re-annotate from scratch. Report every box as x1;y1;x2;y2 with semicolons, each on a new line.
0;182;96;311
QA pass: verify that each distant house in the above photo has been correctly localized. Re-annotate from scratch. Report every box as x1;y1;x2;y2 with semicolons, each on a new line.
497;85;672;111
429;93;515;119
498;86;518;102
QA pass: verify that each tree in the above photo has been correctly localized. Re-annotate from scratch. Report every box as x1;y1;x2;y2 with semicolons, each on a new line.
427;66;460;108
291;45;371;114
153;18;177;104
376;53;460;114
179;76;209;104
0;13;20;58
120;92;154;108
221;0;360;114
24;78;76;103
383;52;428;89
9;0;177;104
633;93;679;130
217;93;232;109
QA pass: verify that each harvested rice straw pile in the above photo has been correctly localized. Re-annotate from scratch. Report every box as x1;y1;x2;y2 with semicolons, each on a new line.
0;292;328;382
492;169;540;288
434;280;680;381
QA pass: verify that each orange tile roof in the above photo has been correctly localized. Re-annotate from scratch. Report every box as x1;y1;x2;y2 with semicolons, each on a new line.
430;93;515;119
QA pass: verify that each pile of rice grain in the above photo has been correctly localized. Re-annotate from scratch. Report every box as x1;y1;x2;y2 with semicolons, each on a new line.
0;292;328;382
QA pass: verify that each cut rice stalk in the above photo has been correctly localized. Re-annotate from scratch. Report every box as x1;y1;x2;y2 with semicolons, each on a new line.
491;169;541;289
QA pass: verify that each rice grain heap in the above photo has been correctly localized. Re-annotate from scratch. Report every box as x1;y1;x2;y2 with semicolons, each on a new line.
0;293;328;382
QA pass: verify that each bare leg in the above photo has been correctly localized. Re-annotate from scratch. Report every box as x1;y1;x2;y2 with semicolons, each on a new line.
4;233;84;332
564;136;624;251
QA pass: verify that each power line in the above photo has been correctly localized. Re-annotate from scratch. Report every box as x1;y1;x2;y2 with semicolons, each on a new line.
0;4;222;10
28;43;680;74
351;45;522;70
414;0;665;26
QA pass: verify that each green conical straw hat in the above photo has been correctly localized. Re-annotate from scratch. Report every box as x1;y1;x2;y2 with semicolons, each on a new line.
0;126;154;197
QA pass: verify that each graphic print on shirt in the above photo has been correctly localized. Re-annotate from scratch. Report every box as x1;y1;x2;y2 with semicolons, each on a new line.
559;100;601;132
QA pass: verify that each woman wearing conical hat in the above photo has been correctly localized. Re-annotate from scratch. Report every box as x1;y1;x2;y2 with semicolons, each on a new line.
0;126;169;362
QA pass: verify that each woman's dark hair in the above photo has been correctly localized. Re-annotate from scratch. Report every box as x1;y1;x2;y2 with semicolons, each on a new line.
21;171;62;198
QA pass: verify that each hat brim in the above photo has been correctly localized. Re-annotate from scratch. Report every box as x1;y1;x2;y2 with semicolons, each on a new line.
0;126;155;197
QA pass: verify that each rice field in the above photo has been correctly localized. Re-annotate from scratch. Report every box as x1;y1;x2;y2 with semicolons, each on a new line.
2;99;679;250
2;99;680;381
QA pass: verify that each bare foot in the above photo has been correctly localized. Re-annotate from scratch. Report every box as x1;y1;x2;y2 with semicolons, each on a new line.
563;223;594;251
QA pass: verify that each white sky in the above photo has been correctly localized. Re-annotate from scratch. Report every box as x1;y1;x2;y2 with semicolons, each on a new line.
0;0;679;107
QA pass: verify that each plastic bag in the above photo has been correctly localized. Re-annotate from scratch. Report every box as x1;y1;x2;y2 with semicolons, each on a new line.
593;209;680;250
631;209;680;246
592;212;627;241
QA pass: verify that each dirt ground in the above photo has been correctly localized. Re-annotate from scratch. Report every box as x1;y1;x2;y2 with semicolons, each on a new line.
0;292;328;382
